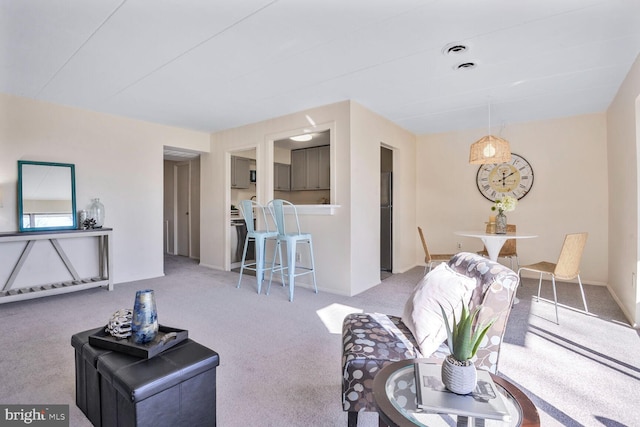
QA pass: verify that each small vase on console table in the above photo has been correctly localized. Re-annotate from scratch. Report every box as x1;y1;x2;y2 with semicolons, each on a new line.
88;198;105;228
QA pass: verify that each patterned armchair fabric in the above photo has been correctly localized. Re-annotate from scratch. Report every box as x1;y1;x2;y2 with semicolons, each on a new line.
341;252;520;417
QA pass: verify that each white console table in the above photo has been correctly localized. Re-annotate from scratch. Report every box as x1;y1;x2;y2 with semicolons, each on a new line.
0;228;113;304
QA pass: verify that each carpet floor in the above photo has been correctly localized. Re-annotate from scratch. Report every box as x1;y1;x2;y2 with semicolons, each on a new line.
0;255;637;426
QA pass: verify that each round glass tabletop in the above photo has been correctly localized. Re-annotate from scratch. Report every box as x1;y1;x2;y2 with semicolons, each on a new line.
373;359;539;427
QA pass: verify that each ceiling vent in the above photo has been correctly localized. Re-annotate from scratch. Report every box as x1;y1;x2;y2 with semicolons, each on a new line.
455;62;477;70
442;42;468;55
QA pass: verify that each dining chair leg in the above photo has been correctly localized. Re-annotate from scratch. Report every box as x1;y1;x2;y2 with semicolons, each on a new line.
551;276;559;324
536;273;543;302
286;240;296;302
308;238;318;294
255;236;265;294
236;235;250;289
577;274;589;312
278;240;286;287
266;240;285;295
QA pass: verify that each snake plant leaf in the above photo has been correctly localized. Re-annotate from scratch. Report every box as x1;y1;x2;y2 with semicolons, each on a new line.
439;303;455;355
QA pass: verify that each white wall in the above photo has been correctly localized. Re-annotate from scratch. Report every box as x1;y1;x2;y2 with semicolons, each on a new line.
607;54;640;327
417;114;609;285
200;102;352;294
0;93;210;284
349;102;417;294
5;85;639;323
200;101;416;296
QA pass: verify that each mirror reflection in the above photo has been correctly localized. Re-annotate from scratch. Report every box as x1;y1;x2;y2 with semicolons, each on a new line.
18;161;76;231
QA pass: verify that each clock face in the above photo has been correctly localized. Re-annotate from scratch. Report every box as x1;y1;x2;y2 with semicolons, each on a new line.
476;153;534;202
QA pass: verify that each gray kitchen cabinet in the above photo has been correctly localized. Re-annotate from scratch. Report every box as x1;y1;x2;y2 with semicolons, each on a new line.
306;147;321;189
290;149;307;190
231;156;250;189
290;145;330;190
318;145;330;189
274;163;290;191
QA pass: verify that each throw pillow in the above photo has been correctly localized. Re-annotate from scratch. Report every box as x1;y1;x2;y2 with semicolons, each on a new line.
402;262;477;356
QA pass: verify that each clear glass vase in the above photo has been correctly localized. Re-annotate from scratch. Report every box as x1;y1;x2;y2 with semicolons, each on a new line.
88;198;105;228
495;211;507;234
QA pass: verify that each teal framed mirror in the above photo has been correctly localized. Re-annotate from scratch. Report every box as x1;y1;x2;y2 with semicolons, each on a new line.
18;160;77;232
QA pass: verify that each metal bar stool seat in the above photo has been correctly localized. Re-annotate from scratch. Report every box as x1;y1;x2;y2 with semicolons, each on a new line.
267;199;318;302
236;200;278;294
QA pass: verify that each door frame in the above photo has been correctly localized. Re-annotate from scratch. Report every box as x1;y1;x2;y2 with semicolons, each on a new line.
380;144;395;274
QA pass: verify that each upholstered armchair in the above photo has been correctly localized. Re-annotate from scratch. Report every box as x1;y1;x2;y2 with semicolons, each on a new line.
341;252;520;427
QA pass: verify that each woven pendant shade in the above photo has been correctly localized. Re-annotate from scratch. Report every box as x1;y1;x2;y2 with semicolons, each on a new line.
469;135;511;164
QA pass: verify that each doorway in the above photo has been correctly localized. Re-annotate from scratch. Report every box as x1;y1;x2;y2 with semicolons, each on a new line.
381;147;393;273
229;148;257;270
163;149;201;261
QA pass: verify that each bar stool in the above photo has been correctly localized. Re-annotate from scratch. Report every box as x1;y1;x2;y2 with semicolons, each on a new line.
267;199;318;302
236;200;278;294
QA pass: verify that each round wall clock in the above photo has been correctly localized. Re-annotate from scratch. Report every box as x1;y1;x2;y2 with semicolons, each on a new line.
475;153;534;202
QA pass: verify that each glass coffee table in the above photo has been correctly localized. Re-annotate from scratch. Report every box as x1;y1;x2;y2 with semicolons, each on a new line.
373;359;540;427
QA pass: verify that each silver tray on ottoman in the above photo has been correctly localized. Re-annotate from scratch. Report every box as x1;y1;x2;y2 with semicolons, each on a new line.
88;325;188;359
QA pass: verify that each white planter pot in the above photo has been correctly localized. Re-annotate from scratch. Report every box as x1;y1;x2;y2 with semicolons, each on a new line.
441;355;477;395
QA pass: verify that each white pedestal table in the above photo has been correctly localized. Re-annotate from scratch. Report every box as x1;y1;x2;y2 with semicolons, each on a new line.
454;230;537;262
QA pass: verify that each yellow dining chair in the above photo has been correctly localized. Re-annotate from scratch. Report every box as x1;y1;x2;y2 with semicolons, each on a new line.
417;226;455;275
518;232;589;324
478;223;519;270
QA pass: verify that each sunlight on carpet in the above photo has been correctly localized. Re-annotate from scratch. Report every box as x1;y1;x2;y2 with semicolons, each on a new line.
316;303;363;334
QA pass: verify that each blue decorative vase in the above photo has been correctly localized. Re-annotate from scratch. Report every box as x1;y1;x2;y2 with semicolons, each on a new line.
131;289;158;344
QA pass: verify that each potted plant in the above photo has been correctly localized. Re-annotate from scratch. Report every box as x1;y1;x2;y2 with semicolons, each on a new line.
439;303;495;394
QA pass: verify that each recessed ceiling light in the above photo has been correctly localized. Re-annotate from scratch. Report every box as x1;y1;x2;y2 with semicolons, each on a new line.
442;42;468;55
455;62;477;70
290;134;312;142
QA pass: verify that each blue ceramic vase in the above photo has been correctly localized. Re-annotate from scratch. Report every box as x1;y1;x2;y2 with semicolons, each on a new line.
131;289;158;344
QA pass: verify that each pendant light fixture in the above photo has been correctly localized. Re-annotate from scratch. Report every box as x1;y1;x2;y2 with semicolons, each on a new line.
469;101;511;164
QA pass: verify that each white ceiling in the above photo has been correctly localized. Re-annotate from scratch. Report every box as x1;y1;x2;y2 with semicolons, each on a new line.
3;0;640;137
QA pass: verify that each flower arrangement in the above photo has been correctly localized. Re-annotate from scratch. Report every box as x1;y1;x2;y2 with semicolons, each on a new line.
491;195;517;214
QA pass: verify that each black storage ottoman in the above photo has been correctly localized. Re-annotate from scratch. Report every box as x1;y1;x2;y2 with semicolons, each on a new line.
72;327;112;426
71;329;219;427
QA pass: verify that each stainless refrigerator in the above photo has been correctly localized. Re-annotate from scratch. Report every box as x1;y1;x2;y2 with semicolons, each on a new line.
381;172;392;271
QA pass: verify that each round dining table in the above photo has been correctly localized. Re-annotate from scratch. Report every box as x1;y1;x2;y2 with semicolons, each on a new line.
455;231;538;262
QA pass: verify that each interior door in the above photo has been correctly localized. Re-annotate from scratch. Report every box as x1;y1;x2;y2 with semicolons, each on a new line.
381;147;393;272
380;171;392;271
176;163;190;256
